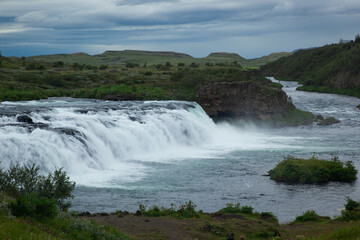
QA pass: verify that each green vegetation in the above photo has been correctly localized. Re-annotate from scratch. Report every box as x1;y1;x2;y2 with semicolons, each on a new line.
295;210;324;222
262;35;360;98
263;108;315;127
0;49;309;127
91;200;360;240
339;197;360;221
138;201;201;218
317;117;340;126
0;208;134;240
0;164;75;210
219;203;254;214
269;155;357;184
25;50;291;68
0;55;287;103
0;164;134;240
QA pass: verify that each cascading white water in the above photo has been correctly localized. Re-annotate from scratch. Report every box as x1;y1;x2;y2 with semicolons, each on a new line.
0;98;299;187
2;85;360;222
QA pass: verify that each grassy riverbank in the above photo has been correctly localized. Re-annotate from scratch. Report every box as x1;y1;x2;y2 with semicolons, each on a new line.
261;36;360;98
3;193;360;240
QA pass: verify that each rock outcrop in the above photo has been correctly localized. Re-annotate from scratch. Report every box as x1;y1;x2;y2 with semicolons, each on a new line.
196;81;293;119
17;115;34;124
317;117;340;126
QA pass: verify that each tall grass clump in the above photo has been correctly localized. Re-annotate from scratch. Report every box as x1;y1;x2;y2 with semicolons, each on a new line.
269;156;357;184
295;210;321;222
138;201;202;218
219;203;254;214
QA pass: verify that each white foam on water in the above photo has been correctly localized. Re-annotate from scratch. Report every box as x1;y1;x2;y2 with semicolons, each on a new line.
0;99;311;187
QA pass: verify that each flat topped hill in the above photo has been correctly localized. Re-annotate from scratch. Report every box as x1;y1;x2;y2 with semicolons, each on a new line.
206;52;245;59
26;49;291;68
101;50;193;58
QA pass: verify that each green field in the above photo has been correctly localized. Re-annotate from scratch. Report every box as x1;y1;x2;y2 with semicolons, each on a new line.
0;51;288;103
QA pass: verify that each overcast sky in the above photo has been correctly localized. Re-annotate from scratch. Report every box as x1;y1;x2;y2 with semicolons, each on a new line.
0;0;359;58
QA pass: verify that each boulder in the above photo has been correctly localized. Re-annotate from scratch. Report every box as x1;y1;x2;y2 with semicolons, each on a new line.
16;115;34;124
315;114;324;121
195;81;293;119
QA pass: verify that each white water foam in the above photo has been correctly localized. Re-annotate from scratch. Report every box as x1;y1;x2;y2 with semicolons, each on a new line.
0;99;305;187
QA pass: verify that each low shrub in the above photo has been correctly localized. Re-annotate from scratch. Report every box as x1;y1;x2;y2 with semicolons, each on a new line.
0;164;75;210
9;193;57;219
177;201;200;218
219;203;241;213
139;201;201;218
340;197;360;221
219;203;253;214
295;210;320;222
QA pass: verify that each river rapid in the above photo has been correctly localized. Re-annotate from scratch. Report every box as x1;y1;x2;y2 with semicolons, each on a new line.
0;79;359;223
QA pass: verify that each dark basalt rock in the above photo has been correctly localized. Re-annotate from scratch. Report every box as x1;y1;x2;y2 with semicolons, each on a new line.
195;81;293;120
17;115;34;124
315;114;324;121
54;127;82;137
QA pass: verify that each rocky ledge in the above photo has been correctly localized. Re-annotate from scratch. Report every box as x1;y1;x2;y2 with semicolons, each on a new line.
195;81;294;120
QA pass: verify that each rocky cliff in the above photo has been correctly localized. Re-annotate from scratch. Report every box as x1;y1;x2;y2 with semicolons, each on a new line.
196;81;294;119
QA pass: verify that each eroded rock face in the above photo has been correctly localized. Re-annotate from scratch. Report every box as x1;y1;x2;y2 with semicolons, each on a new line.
195;81;293;119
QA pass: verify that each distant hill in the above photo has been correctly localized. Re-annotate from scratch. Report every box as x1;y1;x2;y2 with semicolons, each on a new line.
27;50;292;68
245;52;292;67
262;40;360;97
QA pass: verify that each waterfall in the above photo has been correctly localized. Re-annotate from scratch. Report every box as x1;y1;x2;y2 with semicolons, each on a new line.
0;98;280;187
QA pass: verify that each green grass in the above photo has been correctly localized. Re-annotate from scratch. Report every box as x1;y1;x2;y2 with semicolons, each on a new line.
317;117;340;126
297;85;360;98
0;212;135;240
0;194;134;240
269;156;357;184
0;56;281;103
302;222;360;240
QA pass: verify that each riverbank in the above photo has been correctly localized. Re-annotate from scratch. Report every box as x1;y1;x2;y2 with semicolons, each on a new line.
2;194;360;240
261;39;360;99
87;210;360;240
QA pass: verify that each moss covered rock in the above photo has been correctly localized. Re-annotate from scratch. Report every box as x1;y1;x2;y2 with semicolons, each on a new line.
317;117;340;126
269;156;357;184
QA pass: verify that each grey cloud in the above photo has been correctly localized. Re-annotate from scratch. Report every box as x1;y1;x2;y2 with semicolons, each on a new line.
0;0;359;58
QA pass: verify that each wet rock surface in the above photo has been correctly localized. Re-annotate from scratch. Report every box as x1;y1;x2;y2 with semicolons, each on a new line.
196;81;293;119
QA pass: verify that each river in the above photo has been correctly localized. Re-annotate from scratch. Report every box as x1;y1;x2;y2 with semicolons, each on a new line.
0;79;359;223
